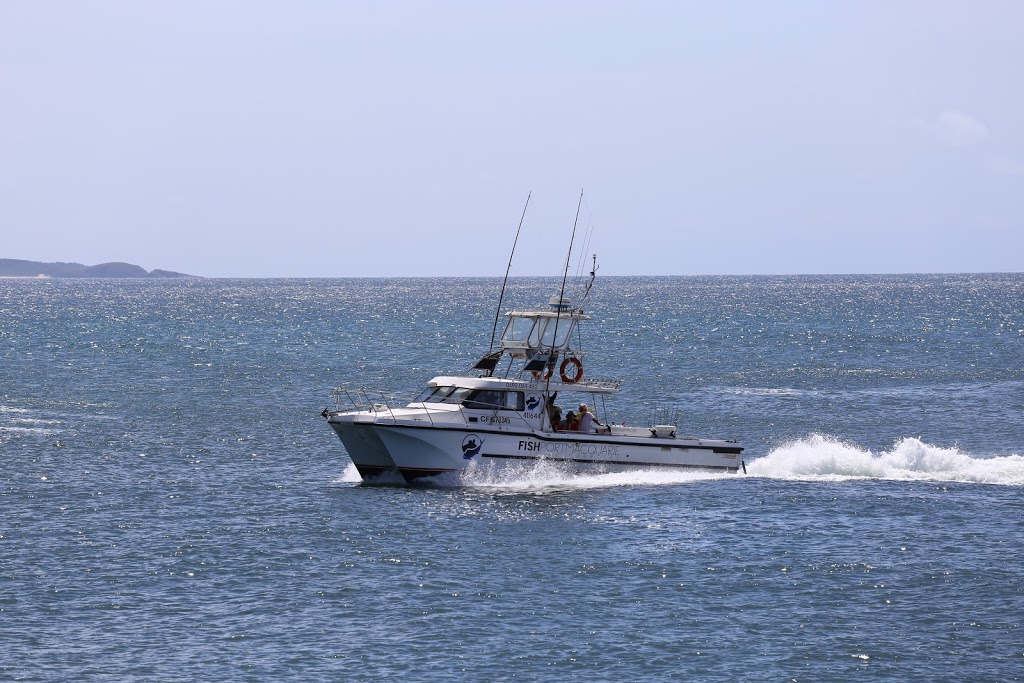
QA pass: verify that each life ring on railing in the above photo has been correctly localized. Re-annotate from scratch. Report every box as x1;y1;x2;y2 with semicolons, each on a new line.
559;357;584;384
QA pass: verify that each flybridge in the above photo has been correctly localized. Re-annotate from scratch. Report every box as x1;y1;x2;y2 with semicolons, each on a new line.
474;206;600;382
472;295;590;382
500;296;587;358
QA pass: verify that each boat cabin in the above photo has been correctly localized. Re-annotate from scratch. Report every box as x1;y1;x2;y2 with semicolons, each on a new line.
404;372;620;435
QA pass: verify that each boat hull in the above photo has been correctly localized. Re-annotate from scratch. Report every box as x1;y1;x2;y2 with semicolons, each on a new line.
327;419;397;479
328;414;742;483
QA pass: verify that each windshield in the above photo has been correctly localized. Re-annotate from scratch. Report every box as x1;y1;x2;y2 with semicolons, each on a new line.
540;318;573;348
413;386;526;408
440;387;474;404
502;316;535;343
413;386;461;403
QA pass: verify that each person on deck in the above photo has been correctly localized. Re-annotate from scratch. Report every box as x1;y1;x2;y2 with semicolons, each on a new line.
564;411;579;431
577;403;606;433
547;396;562;431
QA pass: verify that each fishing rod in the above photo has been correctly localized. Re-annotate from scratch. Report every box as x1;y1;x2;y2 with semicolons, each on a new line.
483;192;531;376
544;189;585;394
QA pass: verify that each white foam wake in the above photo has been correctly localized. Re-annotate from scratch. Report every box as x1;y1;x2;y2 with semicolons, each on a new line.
334;460;730;490
456;460;730;491
747;434;1024;485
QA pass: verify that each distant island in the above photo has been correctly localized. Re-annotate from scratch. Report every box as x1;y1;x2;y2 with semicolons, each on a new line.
0;258;194;279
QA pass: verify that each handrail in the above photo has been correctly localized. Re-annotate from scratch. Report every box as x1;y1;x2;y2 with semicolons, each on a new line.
331;384;461;427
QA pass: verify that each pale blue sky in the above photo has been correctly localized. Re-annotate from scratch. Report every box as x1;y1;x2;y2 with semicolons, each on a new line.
2;1;1022;277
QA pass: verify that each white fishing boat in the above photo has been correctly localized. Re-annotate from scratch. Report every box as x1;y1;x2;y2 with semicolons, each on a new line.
322;252;744;484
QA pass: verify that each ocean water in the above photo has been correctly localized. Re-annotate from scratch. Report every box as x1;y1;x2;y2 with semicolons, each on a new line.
1;274;1022;682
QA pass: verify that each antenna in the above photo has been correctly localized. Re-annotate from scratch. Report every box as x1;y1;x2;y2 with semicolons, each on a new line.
579;253;598;309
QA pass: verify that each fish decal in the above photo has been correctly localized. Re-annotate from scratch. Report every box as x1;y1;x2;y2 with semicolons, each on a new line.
461;434;484;459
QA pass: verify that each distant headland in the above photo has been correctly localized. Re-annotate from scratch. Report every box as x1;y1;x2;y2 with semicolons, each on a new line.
0;258;194;279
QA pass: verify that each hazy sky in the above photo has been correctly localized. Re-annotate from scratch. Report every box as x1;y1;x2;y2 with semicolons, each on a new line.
2;1;1022;277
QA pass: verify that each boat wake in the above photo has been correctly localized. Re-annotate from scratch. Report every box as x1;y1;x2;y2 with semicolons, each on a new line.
336;461;733;490
0;405;62;436
457;461;733;491
747;434;1024;486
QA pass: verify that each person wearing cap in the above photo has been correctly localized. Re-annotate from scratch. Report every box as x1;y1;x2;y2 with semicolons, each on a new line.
577;403;605;433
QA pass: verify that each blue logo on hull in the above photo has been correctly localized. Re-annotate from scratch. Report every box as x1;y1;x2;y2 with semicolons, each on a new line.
461;434;484;460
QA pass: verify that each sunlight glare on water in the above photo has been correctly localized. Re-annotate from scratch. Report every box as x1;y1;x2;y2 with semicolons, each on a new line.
2;275;1023;682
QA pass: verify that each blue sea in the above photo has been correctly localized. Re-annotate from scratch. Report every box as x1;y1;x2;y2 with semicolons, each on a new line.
2;274;1022;681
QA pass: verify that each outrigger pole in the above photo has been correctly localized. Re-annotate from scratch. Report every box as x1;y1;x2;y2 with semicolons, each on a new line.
480;192;531;376
544;189;585;394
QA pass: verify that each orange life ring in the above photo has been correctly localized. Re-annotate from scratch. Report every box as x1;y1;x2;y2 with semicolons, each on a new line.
559;357;583;383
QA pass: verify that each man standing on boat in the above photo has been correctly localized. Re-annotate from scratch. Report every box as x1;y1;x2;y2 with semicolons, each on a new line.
577;403;606;433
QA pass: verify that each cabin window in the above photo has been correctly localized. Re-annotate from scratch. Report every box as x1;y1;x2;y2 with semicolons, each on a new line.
528;318;548;348
504;391;525;411
460;390;526;411
503;316;535;343
441;387;474;404
540;319;573;348
463;389;504;410
414;386;452;403
417;386;466;403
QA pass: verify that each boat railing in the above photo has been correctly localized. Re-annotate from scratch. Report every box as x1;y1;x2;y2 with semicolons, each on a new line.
331;385;463;427
331;386;403;421
649;406;681;429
